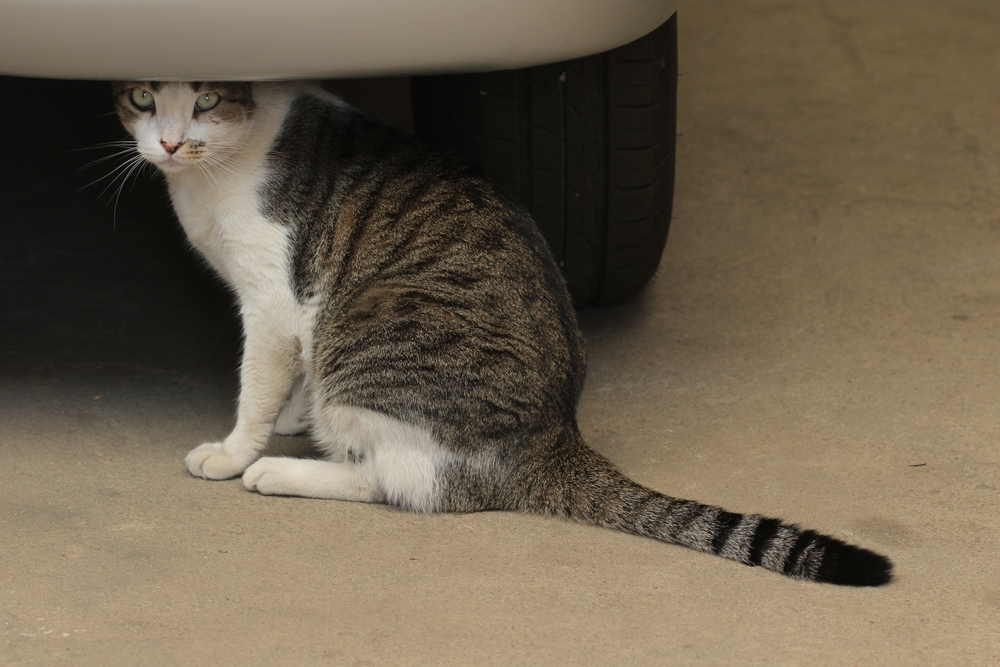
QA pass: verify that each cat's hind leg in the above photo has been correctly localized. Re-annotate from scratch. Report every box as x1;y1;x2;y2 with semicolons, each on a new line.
274;374;310;436
243;457;376;501
242;404;447;512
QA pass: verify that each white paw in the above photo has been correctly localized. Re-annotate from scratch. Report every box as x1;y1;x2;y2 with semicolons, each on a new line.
186;442;253;480
243;457;296;495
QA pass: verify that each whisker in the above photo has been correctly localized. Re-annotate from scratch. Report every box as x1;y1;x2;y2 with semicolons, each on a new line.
103;159;145;202
77;160;132;193
196;160;222;190
201;153;239;179
80;154;146;198
81;153;142;187
66;140;137;154
79;148;140;170
110;155;149;228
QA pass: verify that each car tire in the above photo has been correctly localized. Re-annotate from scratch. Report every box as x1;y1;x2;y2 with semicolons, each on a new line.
411;13;677;306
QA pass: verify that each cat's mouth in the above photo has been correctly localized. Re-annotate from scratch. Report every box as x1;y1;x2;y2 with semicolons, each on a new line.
149;152;190;173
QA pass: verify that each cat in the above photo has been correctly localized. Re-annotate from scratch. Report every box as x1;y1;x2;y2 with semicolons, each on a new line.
112;81;892;586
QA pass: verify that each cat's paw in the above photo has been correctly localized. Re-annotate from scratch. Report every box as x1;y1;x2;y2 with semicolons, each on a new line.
186;442;253;480
243;457;297;495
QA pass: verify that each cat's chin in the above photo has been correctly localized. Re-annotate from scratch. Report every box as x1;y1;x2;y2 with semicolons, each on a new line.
153;159;191;175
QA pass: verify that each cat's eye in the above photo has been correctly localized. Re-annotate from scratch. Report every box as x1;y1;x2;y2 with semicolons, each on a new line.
130;87;155;110
195;92;220;112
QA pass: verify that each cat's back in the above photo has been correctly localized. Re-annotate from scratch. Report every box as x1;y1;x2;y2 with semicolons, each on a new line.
258;86;586;443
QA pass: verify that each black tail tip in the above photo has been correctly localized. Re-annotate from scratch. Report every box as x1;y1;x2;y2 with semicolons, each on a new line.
814;541;894;587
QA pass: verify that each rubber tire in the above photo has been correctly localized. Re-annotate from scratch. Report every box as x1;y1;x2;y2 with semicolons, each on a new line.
411;14;677;306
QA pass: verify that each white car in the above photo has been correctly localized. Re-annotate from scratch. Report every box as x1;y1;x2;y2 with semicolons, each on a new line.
0;0;679;305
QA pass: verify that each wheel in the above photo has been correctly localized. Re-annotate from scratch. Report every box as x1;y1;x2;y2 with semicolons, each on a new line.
412;13;678;306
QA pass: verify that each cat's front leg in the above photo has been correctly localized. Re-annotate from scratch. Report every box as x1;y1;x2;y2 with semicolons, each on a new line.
186;315;299;480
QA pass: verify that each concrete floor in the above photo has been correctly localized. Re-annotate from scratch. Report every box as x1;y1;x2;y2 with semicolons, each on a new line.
2;1;999;664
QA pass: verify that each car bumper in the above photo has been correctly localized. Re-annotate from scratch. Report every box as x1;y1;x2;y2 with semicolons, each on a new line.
0;0;678;80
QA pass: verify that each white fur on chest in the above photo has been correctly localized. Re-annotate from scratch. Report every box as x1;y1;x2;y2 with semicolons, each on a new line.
163;85;302;331
168;169;284;297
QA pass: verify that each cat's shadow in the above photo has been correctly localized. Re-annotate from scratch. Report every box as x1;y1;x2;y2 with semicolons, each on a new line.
262;434;326;459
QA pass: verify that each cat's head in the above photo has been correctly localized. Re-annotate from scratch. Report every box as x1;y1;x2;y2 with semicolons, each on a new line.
112;82;255;174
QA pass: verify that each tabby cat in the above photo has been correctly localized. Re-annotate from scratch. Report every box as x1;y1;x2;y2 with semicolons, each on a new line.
112;81;892;586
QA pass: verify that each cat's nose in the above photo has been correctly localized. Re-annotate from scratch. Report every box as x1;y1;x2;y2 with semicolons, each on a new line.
161;139;186;155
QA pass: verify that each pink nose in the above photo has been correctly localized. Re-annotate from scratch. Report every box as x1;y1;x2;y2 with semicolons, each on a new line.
161;139;185;155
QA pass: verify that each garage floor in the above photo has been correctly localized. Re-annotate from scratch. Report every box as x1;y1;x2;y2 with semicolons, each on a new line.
3;1;999;664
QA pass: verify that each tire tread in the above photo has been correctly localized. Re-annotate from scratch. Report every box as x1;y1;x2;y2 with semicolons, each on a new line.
412;14;677;306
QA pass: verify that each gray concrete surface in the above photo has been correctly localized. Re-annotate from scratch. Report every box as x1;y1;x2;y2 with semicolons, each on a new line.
3;1;999;664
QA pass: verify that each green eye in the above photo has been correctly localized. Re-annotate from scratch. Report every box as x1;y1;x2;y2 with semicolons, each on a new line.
130;88;154;110
195;92;220;111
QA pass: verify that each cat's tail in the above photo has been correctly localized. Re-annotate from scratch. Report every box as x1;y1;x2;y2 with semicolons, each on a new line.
518;434;892;587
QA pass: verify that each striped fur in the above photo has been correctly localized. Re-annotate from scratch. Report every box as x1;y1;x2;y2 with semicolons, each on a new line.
116;82;892;587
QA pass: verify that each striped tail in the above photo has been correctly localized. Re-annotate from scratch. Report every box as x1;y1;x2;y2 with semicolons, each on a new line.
608;492;893;586
526;439;893;587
